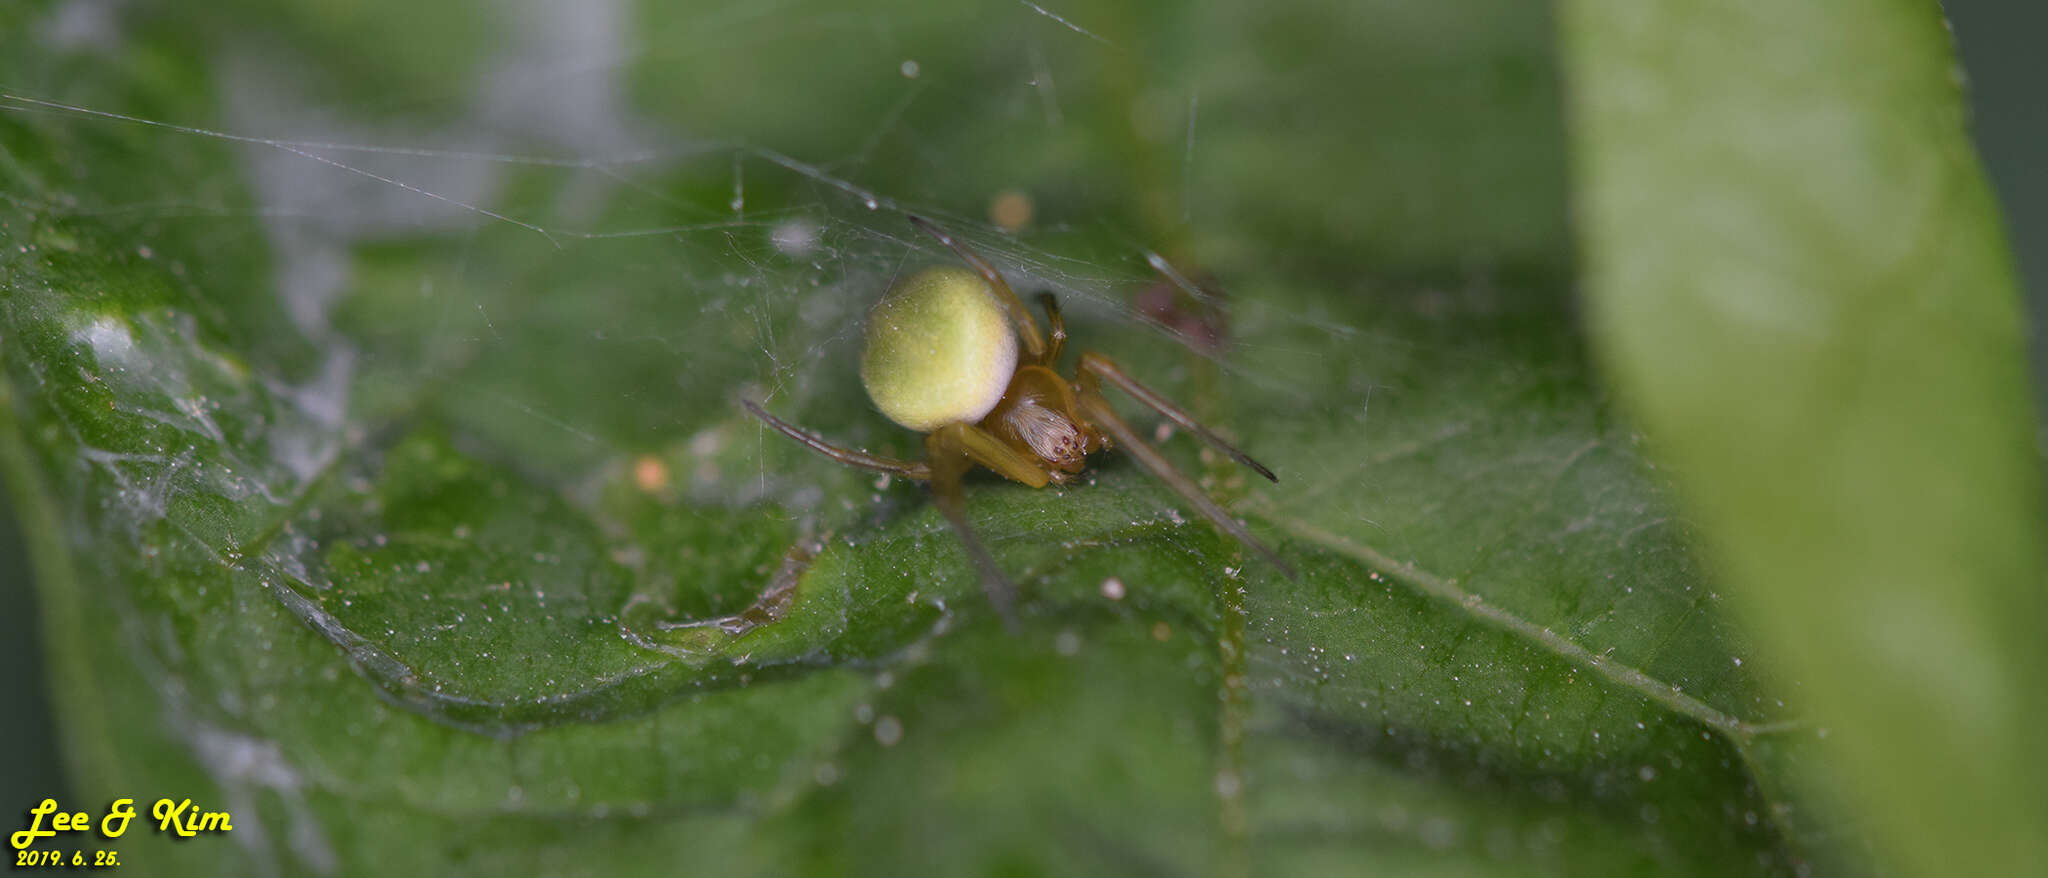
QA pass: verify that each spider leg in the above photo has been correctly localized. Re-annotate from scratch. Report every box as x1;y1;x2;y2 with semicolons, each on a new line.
1076;352;1278;483
743;400;932;480
926;423;1057;628
1036;292;1066;366
930;422;1053;487
906;214;1047;360
1075;389;1296;579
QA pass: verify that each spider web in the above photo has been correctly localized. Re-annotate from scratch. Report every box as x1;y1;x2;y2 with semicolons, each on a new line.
11;0;1389;520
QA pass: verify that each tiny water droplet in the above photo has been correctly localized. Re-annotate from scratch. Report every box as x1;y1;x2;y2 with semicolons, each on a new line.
873;715;904;747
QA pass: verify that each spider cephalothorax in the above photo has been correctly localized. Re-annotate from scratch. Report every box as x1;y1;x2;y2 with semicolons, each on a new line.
745;215;1288;619
990;390;1094;479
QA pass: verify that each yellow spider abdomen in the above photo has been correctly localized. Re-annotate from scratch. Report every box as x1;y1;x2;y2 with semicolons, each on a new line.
860;265;1019;432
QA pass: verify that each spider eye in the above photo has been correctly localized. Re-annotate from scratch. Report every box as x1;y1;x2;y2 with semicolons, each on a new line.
860;265;1019;432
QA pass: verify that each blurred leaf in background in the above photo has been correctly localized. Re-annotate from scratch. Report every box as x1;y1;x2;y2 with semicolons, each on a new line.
0;0;2038;875
1561;1;2048;875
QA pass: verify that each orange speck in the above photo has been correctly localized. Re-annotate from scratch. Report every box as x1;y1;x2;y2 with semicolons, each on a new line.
989;189;1035;232
633;455;670;492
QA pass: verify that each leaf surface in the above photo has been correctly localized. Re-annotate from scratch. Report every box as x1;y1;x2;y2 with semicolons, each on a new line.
0;0;1976;874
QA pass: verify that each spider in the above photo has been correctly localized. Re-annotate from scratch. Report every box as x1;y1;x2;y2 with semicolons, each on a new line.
744;215;1290;619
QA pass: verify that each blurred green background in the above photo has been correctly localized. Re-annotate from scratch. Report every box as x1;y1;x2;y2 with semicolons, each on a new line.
1;0;2041;874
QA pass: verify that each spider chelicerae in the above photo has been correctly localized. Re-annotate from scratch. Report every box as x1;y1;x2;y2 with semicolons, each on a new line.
745;215;1290;618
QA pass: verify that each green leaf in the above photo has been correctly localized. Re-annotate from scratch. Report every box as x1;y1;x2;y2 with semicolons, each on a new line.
5;0;2013;874
1560;1;2048;876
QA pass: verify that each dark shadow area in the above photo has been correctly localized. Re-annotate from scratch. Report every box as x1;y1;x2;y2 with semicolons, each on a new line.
1945;0;2048;407
0;483;68;810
